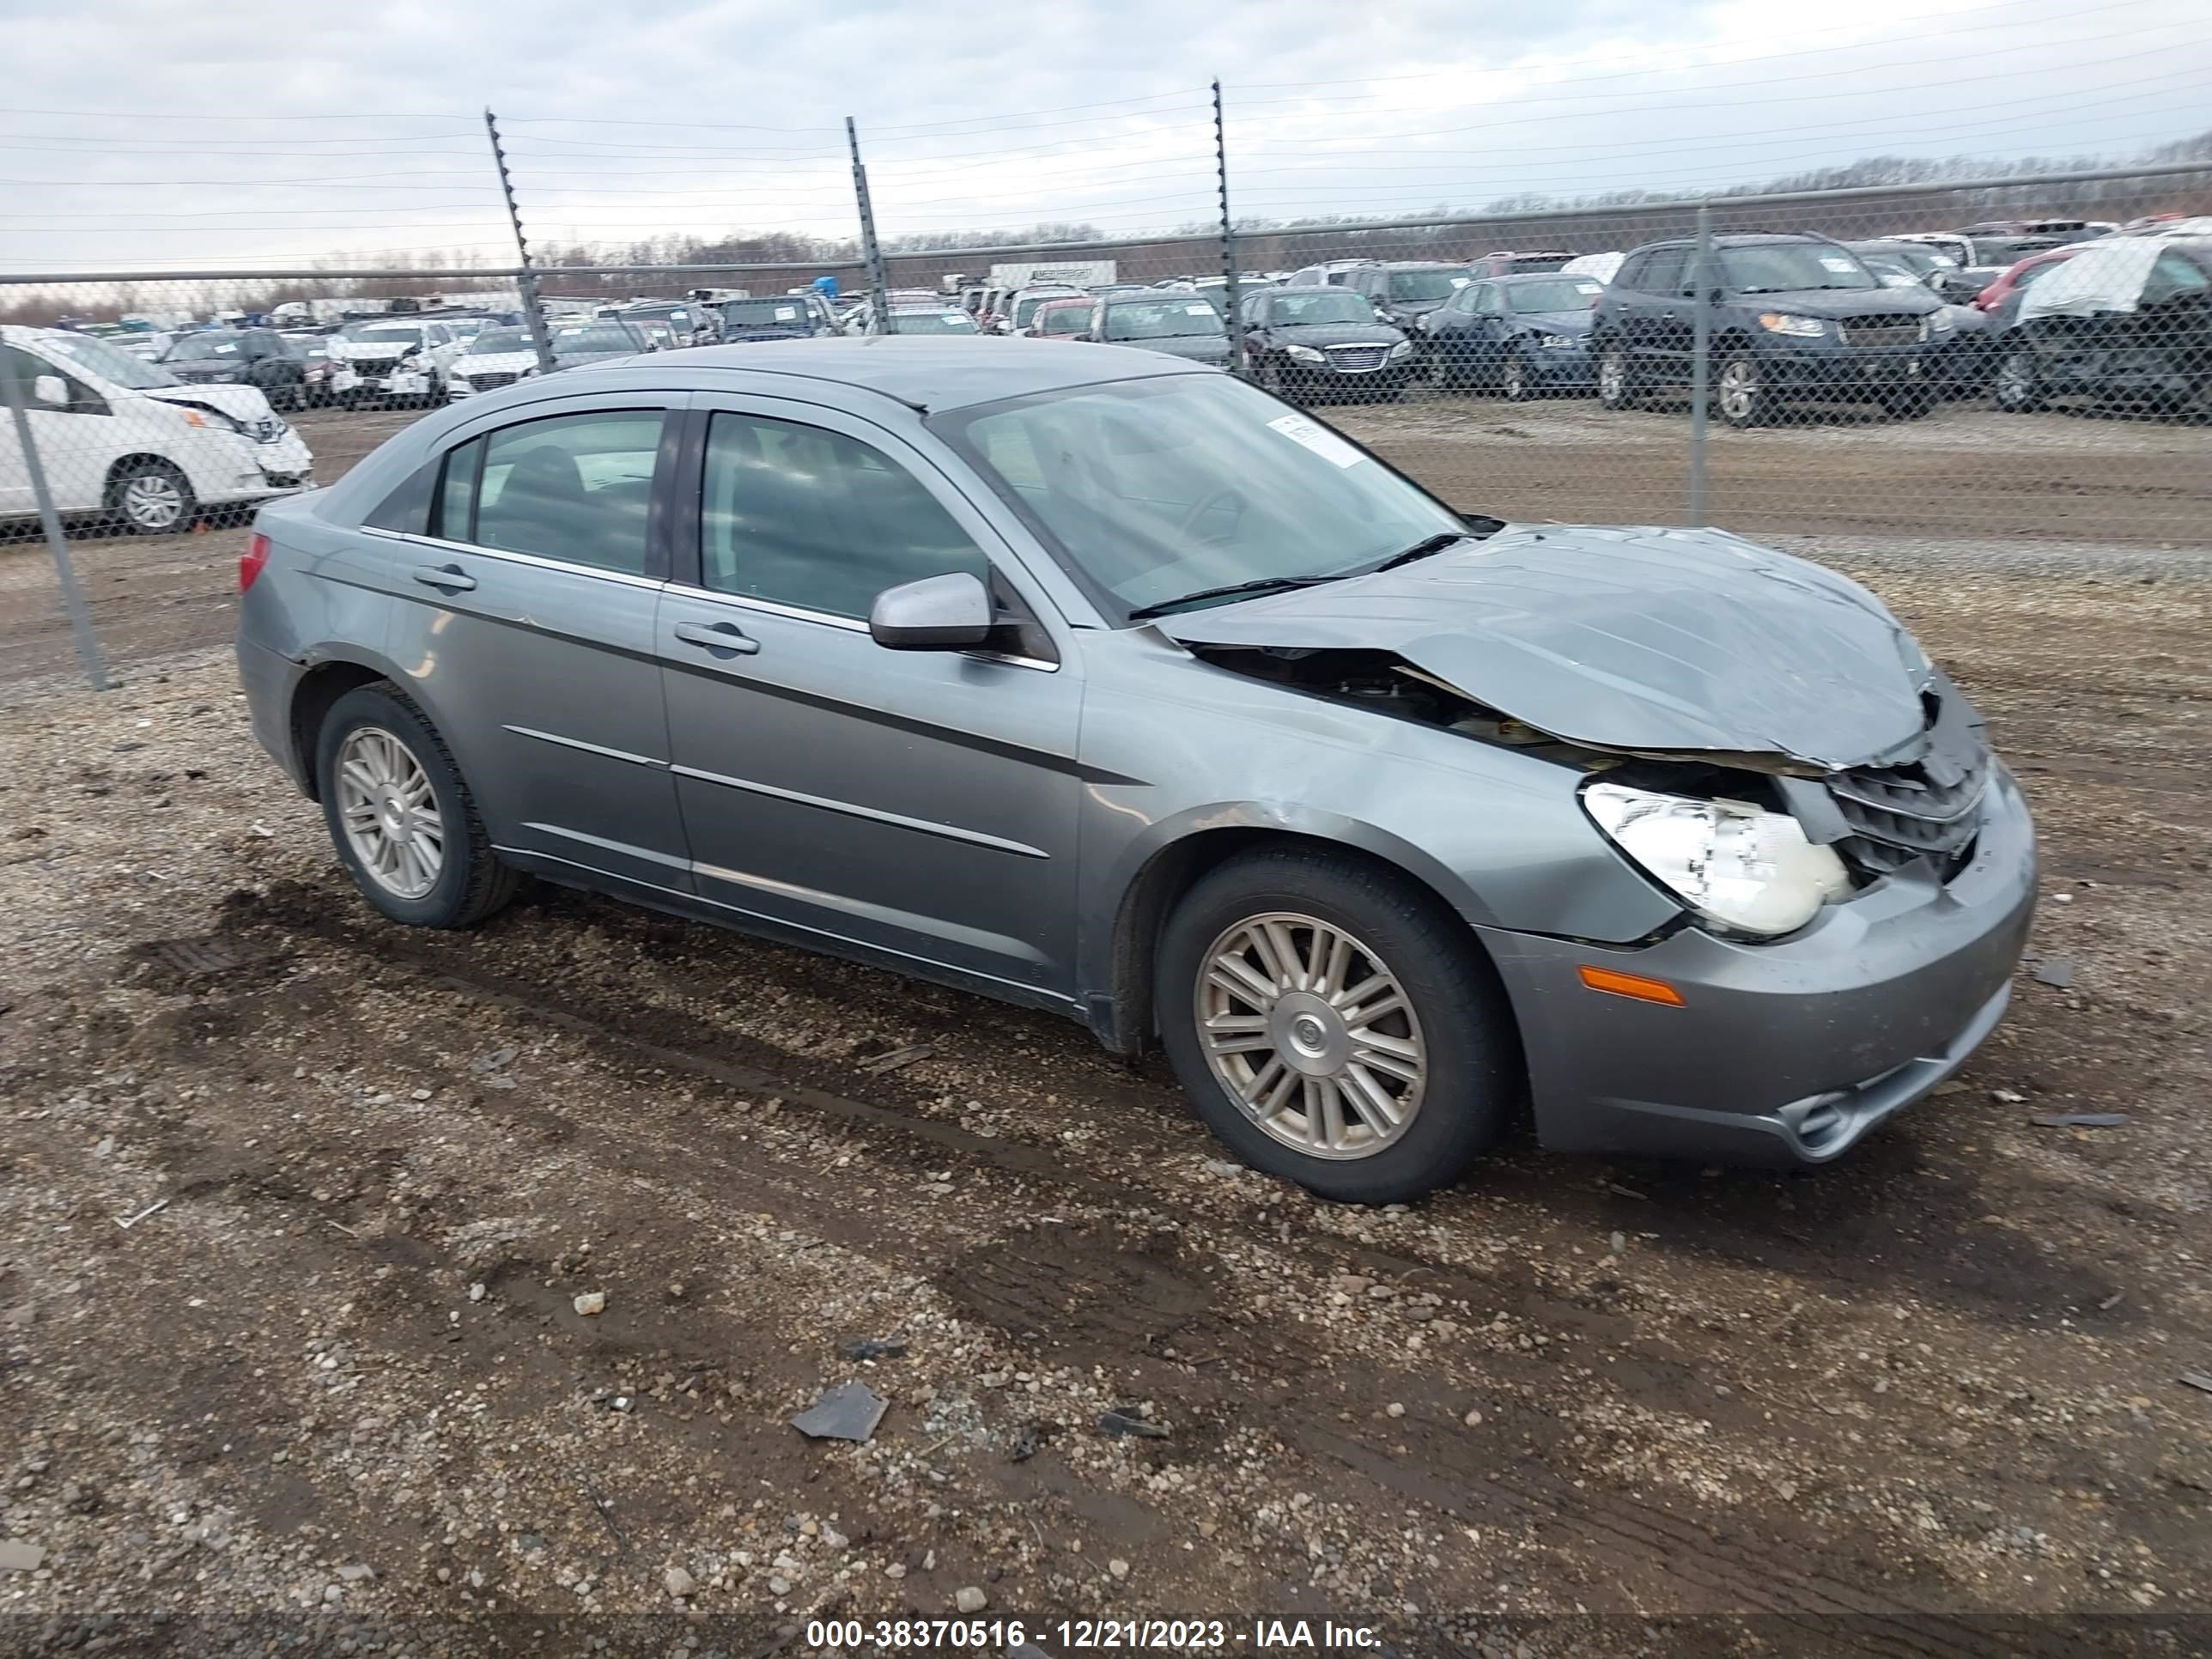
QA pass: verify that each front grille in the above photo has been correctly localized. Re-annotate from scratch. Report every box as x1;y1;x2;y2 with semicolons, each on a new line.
247;417;287;444
1326;344;1390;373
1826;750;1986;875
1838;317;1921;348
468;371;520;391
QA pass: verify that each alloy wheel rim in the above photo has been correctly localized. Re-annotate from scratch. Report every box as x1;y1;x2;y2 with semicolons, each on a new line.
1599;351;1625;400
1504;356;1526;397
1998;355;2030;402
124;473;183;530
334;727;444;900
1194;911;1427;1161
1719;360;1758;419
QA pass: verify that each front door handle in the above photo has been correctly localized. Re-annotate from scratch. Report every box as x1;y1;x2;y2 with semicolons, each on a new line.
673;620;761;656
411;562;475;592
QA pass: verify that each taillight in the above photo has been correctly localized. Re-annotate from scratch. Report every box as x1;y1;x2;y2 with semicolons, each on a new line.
240;532;270;592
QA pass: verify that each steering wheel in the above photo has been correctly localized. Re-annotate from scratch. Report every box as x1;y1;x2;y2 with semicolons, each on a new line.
1176;487;1247;538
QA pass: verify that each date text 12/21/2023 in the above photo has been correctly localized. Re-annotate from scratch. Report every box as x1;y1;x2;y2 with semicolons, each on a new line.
804;1618;1385;1650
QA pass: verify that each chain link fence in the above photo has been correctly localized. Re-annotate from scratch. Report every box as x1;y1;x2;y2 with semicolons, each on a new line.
3;157;2209;691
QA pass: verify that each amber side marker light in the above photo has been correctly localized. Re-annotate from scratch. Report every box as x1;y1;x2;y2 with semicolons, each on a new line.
1577;965;1686;1006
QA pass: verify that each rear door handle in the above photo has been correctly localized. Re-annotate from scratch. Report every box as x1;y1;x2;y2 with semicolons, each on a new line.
411;562;475;592
673;620;761;656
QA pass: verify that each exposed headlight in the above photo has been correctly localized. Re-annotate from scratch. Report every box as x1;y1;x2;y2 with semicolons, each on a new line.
1583;782;1851;938
1388;339;1412;358
1757;313;1828;338
1285;343;1326;363
1540;333;1579;349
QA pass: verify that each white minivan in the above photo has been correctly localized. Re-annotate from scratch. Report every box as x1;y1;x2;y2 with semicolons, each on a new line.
2;327;315;535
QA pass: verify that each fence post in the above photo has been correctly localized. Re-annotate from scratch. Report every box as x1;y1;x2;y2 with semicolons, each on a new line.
1687;201;1714;527
484;109;556;375
846;118;893;333
0;344;109;691
1212;78;1245;376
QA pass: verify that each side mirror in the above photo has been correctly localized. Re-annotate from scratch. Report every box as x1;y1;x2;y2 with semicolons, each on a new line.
868;571;994;651
33;374;68;407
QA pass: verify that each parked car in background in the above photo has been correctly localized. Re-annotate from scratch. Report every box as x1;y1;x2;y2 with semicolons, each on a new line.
158;327;313;411
3;325;312;535
282;332;342;405
113;331;174;362
1083;295;1232;365
1844;240;1960;282
1027;297;1095;340
1974;246;2083;318
874;306;983;336
1310;261;1475;332
540;321;659;373
330;319;464;408
1422;273;1606;398
1237;286;1414;399
446;328;539;400
715;293;840;341
235;338;2034;1201
1561;252;1624;284
617;301;720;344
1999;236;2212;416
994;284;1089;336
1594;234;1943;425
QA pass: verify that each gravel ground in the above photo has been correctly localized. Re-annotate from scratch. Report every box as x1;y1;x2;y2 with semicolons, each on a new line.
0;466;2209;1652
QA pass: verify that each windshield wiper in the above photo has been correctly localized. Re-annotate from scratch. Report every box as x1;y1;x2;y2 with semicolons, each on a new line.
1365;532;1473;574
1127;573;1345;620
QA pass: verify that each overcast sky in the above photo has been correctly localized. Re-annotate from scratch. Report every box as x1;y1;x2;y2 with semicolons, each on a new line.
3;0;2208;272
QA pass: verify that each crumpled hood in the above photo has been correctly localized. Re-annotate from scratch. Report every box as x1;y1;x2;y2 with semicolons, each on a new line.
141;383;279;425
1157;523;1931;769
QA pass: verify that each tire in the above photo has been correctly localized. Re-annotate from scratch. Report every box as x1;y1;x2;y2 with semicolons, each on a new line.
106;459;196;537
1500;346;1533;402
1595;341;1638;410
1258;356;1285;396
1714;347;1771;428
1994;348;2042;414
314;683;519;930
1154;847;1517;1204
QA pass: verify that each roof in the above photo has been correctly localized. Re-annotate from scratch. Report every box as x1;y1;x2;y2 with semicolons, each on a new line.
603;336;1197;411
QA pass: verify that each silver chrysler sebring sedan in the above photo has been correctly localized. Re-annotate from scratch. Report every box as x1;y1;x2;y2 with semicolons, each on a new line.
236;337;2035;1203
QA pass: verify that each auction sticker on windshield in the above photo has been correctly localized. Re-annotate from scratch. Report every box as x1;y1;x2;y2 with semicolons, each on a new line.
1266;412;1365;469
1820;256;1858;273
775;307;797;319
1186;303;1214;315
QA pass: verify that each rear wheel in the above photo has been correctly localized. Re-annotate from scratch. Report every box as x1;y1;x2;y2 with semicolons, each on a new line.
1155;847;1516;1204
106;459;195;536
315;683;518;929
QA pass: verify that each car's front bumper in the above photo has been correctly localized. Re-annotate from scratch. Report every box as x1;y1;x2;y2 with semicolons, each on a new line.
1479;763;2037;1165
1761;339;1927;394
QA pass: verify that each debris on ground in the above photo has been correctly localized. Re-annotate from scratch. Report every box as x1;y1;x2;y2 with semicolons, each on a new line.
2032;957;2077;988
953;1585;988;1613
2031;1113;2130;1128
791;1380;887;1443
1097;1405;1170;1439
2182;1371;2212;1395
860;1043;935;1073
837;1335;908;1361
0;1542;46;1573
571;1291;606;1316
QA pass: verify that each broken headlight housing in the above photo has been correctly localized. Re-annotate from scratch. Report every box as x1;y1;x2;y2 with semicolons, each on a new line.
1583;782;1851;938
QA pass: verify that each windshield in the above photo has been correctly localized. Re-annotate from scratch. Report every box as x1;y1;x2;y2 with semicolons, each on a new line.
1386;268;1473;301
935;374;1465;619
1101;300;1224;341
339;323;426;347
550;325;645;354
165;334;244;360
42;331;179;389
1859;242;1952;275
1506;278;1604;313
886;310;979;335
465;329;532;356
1723;244;1879;293
721;299;811;326
1270;290;1377;325
1035;305;1091;335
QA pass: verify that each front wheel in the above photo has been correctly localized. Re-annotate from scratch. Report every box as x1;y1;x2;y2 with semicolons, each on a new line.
315;683;518;929
1500;347;1533;402
1155;848;1517;1204
1714;349;1771;428
107;459;196;536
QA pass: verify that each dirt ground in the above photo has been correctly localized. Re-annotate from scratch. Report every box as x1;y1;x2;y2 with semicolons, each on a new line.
0;399;2209;1657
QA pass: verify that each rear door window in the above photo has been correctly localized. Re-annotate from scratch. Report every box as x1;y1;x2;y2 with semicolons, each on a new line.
438;410;667;575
